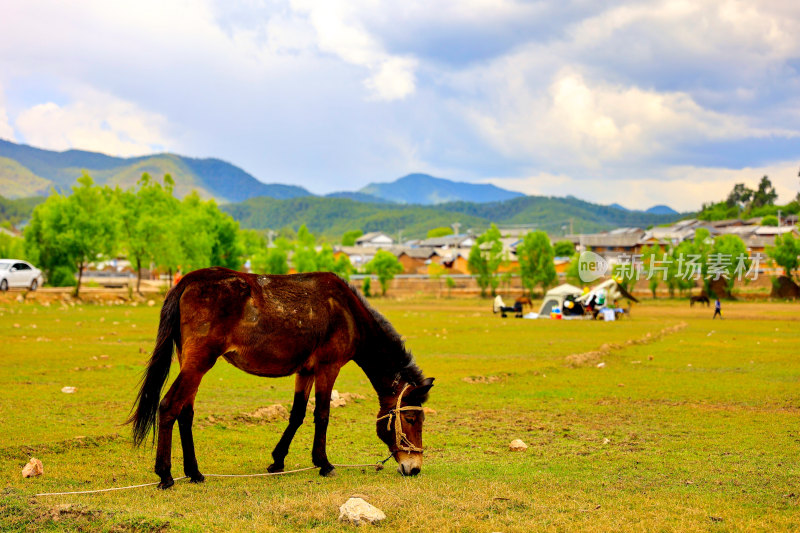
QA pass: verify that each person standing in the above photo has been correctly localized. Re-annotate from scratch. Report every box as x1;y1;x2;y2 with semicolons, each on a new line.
713;297;722;319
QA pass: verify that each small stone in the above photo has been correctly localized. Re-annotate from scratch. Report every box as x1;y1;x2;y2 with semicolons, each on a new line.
61;386;77;393
596;362;606;368
423;407;437;415
603;438;610;445
22;457;43;478
147;300;155;307
509;439;528;451
13;323;20;328
338;497;386;525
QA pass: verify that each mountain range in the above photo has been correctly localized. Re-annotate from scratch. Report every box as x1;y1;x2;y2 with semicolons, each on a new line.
0;138;310;202
0;138;685;237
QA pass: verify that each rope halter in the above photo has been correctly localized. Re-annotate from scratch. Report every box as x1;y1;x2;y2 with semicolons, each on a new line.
376;383;425;454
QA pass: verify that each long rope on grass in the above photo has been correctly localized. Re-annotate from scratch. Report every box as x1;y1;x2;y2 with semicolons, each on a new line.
33;460;389;497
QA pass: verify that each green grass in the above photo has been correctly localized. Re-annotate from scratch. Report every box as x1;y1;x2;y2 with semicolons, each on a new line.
1;297;798;531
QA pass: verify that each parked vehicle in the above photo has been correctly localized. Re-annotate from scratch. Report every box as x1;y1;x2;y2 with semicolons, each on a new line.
0;259;44;291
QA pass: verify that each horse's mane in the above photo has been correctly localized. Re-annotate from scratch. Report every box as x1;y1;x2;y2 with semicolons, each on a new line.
346;280;426;389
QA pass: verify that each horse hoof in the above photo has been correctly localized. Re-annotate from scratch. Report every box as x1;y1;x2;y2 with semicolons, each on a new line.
158;478;175;490
319;465;336;477
189;473;205;483
267;463;284;474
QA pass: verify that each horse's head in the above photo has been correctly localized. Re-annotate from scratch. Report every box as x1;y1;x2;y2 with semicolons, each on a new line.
377;377;434;476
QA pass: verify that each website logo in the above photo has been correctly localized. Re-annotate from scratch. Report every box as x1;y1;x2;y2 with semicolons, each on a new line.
578;251;609;282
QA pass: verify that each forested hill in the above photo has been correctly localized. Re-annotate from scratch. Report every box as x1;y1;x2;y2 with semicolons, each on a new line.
222;194;686;239
359;173;524;204
437;196;685;234
221;196;490;238
0;139;311;202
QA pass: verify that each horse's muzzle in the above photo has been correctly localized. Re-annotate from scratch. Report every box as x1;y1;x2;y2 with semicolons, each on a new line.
398;463;421;476
396;453;423;476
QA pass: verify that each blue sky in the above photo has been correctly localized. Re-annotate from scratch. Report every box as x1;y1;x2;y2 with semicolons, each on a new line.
1;0;798;210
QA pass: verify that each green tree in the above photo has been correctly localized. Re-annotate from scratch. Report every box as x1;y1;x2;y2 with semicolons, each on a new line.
427;226;454;239
365;250;403;295
553;240;575;257
252;246;289;274
640;243;663;298
341;229;363;247
726;183;753;208
116;174;179;293
428;262;446;296
239;229;268;260
767;233;800;278
362;277;372;297
316;244;353;280
467;224;505;297
709;234;750;295
0;232;26;259
24;174;118;296
517;230;556;296
760;215;779;226
168;193;243;274
293;224;319;273
751;175;777;208
445;275;455;298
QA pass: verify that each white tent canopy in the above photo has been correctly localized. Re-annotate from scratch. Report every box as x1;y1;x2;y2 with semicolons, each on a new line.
537;283;583;316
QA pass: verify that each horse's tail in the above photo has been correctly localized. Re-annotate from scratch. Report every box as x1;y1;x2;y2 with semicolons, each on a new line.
127;281;186;447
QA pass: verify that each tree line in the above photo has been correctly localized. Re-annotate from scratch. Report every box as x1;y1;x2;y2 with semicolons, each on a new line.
12;174;406;296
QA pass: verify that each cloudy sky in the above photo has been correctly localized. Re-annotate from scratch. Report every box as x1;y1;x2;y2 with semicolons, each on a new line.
1;0;799;210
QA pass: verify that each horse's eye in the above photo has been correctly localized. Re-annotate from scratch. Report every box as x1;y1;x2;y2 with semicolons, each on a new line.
403;415;416;424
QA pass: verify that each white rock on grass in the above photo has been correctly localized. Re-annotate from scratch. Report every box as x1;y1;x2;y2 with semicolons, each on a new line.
509;439;528;451
61;386;77;394
338;497;386;526
22;457;43;478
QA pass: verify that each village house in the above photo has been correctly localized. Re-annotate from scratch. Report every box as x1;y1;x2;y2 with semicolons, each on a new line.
355;232;394;247
395;247;441;274
417;234;476;249
333;246;380;270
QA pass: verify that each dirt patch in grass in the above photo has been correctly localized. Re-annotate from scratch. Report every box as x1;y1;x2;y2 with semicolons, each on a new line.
566;321;688;367
462;373;512;384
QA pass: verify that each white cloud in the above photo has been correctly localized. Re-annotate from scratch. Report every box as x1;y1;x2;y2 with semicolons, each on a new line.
289;0;418;101
1;1;799;206
15;89;173;157
0;83;15;141
458;60;799;172
488;160;800;211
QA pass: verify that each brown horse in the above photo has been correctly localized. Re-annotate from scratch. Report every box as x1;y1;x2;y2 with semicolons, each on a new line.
514;295;534;309
128;267;434;489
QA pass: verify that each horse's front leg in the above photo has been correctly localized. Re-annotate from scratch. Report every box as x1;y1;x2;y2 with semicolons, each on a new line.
268;371;314;473
311;364;340;477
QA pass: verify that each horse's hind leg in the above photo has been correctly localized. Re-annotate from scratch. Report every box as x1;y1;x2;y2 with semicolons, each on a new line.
311;365;341;477
268;371;314;473
155;358;215;489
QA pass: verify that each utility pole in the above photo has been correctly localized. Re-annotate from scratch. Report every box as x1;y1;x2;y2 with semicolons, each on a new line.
452;222;461;235
777;209;782;226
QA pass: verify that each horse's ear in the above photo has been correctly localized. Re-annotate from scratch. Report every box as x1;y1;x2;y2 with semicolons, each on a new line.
407;377;434;403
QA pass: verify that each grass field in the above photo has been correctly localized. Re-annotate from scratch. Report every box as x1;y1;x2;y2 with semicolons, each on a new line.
1;296;799;531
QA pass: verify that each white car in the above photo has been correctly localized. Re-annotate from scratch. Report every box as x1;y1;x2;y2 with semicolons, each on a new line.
0;259;44;291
